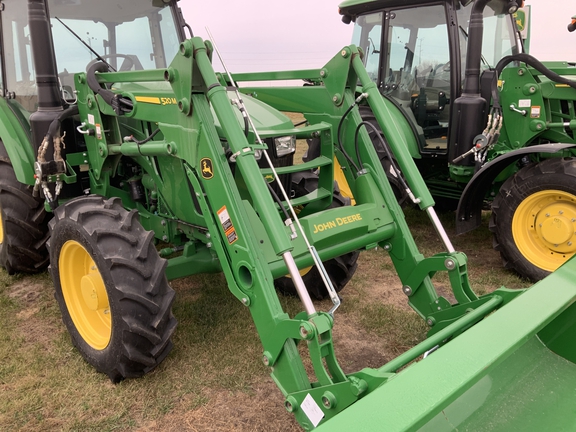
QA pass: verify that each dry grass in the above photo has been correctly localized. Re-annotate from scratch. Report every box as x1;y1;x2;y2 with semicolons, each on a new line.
0;110;525;431
0;204;526;431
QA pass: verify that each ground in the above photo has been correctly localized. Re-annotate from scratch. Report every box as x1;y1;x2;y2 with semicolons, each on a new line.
0;208;526;431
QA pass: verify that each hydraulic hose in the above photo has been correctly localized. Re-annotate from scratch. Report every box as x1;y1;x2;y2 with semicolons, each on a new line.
47;105;80;139
86;62;133;114
491;53;576;110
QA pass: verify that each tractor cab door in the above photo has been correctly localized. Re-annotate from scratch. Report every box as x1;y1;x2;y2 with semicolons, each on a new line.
351;1;520;155
1;1;38;114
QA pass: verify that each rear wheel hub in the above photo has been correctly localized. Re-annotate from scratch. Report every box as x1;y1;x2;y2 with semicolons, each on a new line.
513;190;576;271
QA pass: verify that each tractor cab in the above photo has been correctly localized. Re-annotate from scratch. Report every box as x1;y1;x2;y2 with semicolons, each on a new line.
1;0;185;114
1;0;297;203
341;0;522;154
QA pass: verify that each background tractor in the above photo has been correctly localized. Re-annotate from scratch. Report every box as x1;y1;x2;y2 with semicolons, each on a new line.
4;0;576;430
333;0;576;282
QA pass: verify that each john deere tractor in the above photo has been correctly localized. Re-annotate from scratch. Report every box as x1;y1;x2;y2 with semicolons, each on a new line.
332;0;576;282
4;0;576;430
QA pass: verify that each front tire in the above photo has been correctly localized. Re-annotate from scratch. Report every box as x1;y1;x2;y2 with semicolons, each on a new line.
48;196;177;382
490;158;576;281
0;141;49;274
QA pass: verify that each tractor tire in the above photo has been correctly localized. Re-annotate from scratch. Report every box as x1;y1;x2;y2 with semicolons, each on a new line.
490;157;576;281
48;196;177;382
0;141;50;274
274;171;359;300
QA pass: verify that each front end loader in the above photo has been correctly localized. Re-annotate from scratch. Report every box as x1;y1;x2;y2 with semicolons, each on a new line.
3;0;576;430
337;0;576;284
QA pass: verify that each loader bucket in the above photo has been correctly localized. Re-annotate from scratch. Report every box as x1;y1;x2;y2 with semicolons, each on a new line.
316;256;576;431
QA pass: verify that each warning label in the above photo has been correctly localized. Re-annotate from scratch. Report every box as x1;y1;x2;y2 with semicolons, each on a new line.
217;206;238;245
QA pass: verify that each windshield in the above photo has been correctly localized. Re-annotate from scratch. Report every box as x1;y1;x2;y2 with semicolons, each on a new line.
351;3;519;150
352;3;519;87
1;0;182;111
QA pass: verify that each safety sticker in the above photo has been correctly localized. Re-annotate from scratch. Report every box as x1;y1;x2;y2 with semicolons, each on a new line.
518;99;531;108
531;106;541;118
301;394;324;428
217;206;238;245
95;123;102;140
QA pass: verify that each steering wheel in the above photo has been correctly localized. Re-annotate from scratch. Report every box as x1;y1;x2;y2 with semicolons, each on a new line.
87;54;143;72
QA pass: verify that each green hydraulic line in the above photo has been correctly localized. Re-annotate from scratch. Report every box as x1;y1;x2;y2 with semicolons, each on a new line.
350;50;435;210
206;30;341;316
349;48;456;252
190;39;293;256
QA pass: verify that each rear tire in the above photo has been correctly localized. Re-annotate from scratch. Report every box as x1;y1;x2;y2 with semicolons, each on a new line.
0;141;49;274
274;172;359;300
490;158;576;281
48;196;177;382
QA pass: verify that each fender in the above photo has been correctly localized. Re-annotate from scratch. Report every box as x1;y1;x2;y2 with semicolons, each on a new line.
456;143;576;234
0;99;36;185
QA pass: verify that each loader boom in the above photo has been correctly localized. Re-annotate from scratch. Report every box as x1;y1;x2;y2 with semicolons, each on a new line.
2;1;576;430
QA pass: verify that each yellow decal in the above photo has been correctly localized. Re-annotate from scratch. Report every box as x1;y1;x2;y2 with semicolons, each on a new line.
313;213;363;234
161;97;178;105
134;96;177;106
135;96;161;104
200;158;214;180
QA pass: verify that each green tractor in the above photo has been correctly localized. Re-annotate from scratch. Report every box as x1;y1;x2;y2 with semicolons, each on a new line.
332;0;576;282
4;0;576;430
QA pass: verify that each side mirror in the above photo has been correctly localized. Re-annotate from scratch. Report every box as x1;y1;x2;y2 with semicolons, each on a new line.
568;16;576;33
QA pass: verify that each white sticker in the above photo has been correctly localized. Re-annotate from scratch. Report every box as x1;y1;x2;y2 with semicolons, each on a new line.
519;99;531;108
218;206;231;229
88;113;95;125
301;394;324;428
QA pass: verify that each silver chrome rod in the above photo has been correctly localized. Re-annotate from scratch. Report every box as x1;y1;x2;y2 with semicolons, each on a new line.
283;252;316;316
206;28;339;311
426;206;456;253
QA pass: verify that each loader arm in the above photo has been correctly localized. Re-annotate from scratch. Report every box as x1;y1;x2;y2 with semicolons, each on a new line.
16;0;576;429
218;43;576;429
79;40;531;428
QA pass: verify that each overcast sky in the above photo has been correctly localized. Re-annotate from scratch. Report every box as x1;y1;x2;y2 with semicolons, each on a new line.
181;0;574;73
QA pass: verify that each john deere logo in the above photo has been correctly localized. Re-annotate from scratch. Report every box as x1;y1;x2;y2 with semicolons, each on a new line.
514;9;526;31
200;158;214;179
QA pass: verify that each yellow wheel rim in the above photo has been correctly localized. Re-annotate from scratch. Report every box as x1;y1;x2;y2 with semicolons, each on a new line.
0;210;4;245
512;190;576;272
59;240;111;350
286;266;313;279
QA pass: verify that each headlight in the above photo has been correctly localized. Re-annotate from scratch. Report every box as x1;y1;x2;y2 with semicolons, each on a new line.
274;136;296;157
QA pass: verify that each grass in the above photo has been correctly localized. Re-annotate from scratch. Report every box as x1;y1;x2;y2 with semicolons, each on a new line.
0;204;527;431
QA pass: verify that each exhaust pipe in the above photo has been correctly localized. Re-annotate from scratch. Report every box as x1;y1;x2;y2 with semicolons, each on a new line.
448;0;522;165
27;0;64;154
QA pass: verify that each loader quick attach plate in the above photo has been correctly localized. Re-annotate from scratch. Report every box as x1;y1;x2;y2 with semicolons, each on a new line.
316;256;576;431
